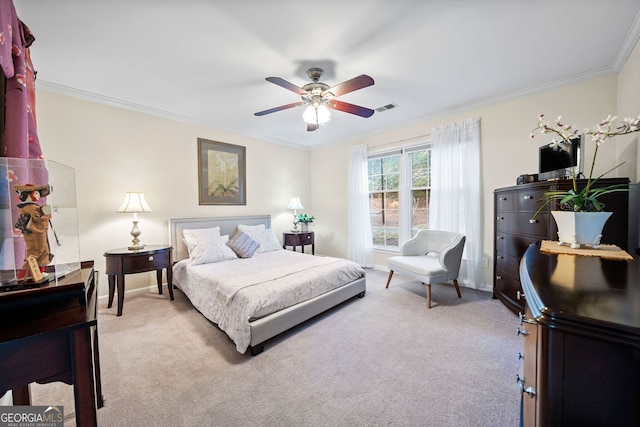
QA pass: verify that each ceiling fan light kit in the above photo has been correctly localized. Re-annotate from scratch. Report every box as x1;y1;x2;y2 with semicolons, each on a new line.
302;104;331;125
255;67;375;131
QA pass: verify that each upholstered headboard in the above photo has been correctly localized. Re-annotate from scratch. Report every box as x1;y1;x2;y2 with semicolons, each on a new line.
168;215;271;262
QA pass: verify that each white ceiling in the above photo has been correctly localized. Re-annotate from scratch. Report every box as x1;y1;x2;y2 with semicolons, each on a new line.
14;0;640;149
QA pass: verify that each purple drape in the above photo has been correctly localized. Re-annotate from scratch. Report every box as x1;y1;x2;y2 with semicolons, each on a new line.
1;0;47;272
1;0;42;158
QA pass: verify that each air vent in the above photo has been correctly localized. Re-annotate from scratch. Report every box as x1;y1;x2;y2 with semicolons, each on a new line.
375;103;398;112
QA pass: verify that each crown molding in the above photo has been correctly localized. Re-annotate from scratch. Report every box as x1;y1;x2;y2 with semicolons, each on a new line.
613;10;640;72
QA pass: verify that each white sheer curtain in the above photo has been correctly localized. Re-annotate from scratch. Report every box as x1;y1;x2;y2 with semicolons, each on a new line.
348;144;374;267
429;118;484;287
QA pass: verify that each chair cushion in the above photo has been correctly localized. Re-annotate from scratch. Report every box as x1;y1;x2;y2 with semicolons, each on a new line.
388;255;448;282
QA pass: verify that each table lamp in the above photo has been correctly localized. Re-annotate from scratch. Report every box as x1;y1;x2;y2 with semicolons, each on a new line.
117;192;152;250
288;197;303;231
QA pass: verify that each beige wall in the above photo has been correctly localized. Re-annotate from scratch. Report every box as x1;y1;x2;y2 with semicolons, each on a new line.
34;40;639;296
312;51;640;289
36;91;311;296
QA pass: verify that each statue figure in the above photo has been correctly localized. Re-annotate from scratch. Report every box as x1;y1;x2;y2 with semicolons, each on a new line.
14;184;53;280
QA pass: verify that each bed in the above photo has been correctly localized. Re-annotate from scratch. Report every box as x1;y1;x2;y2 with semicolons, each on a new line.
169;215;366;355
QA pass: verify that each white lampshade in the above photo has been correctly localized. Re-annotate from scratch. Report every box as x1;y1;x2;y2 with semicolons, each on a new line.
302;104;331;125
117;192;153;213
117;192;152;250
287;197;304;210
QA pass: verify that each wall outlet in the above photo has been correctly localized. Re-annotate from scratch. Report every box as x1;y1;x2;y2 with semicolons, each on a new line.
482;257;489;268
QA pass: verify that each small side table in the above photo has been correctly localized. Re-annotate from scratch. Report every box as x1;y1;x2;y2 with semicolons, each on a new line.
104;245;174;316
283;231;315;255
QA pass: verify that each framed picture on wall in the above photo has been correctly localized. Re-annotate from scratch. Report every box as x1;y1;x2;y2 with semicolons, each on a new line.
197;138;246;205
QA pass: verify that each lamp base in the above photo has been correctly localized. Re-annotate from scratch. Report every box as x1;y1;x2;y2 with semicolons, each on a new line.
128;220;145;251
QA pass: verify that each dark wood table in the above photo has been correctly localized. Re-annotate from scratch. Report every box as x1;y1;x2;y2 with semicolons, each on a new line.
518;243;640;426
283;231;315;255
0;262;102;427
104;245;173;316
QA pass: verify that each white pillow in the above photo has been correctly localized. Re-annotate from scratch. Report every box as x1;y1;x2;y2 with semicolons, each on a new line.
182;226;221;242
238;224;282;253
237;224;265;234
187;235;237;265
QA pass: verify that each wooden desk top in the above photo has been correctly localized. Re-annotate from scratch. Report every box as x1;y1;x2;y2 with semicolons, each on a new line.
0;265;96;343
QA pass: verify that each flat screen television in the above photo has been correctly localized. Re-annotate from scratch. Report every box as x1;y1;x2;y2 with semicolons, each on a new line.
538;136;583;181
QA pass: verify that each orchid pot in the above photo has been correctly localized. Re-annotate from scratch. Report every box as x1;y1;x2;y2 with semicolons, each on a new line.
551;211;612;249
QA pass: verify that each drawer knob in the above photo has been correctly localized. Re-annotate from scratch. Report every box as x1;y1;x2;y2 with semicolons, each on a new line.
523;195;533;200
496;275;502;280
499;197;507;201
148;256;154;261
497;236;504;240
517;290;525;300
516;327;529;337
529;219;538;224
516;376;537;397
519;312;536;325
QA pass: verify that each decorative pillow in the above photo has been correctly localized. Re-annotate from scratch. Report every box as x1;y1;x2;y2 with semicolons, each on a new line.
187;235;237;265
226;231;260;258
237;224;282;253
183;226;221;242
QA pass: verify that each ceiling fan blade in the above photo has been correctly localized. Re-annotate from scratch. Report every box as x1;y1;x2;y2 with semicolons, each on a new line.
255;102;305;116
329;100;374;118
307;123;319;132
265;77;307;95
325;74;374;97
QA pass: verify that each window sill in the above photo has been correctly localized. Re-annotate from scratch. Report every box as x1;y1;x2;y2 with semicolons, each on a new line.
373;247;400;255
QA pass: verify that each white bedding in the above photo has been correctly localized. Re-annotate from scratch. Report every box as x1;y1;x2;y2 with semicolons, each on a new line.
173;250;365;353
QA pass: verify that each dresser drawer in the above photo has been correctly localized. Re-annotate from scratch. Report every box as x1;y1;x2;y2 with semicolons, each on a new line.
495;192;514;211
122;251;170;274
496;212;550;238
496;252;520;279
494;270;525;312
514;190;547;212
496;233;539;259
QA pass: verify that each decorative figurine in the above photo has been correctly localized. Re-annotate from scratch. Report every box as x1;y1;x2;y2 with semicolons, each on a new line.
14;184;53;281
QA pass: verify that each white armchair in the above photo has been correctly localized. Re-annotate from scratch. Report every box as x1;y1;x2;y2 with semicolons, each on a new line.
385;230;466;308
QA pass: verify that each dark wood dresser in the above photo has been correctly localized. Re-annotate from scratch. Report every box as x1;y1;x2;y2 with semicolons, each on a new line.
518;242;640;426
0;262;102;426
493;178;629;314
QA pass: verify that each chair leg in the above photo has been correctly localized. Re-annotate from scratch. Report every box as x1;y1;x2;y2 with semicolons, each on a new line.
453;279;462;299
426;284;432;309
385;270;394;289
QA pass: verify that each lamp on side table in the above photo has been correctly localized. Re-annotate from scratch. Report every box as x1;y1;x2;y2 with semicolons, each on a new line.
117;192;152;250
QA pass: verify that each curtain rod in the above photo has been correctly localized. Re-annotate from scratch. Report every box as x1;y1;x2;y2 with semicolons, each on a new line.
366;133;432;154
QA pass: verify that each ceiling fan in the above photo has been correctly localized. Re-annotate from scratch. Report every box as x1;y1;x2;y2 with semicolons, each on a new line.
254;67;375;132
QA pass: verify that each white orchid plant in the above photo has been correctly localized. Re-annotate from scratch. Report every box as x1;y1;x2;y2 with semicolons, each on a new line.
530;113;640;214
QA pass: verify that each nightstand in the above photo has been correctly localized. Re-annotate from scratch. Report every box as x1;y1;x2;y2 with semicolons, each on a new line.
104;245;173;316
282;231;315;255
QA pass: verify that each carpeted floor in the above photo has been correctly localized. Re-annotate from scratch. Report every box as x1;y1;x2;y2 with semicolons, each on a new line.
30;268;521;426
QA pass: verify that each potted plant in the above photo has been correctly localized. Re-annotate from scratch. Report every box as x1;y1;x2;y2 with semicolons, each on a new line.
530;113;639;248
295;214;315;232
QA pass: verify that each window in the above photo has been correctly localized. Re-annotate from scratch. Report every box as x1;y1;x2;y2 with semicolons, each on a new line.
368;145;431;249
368;154;399;246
